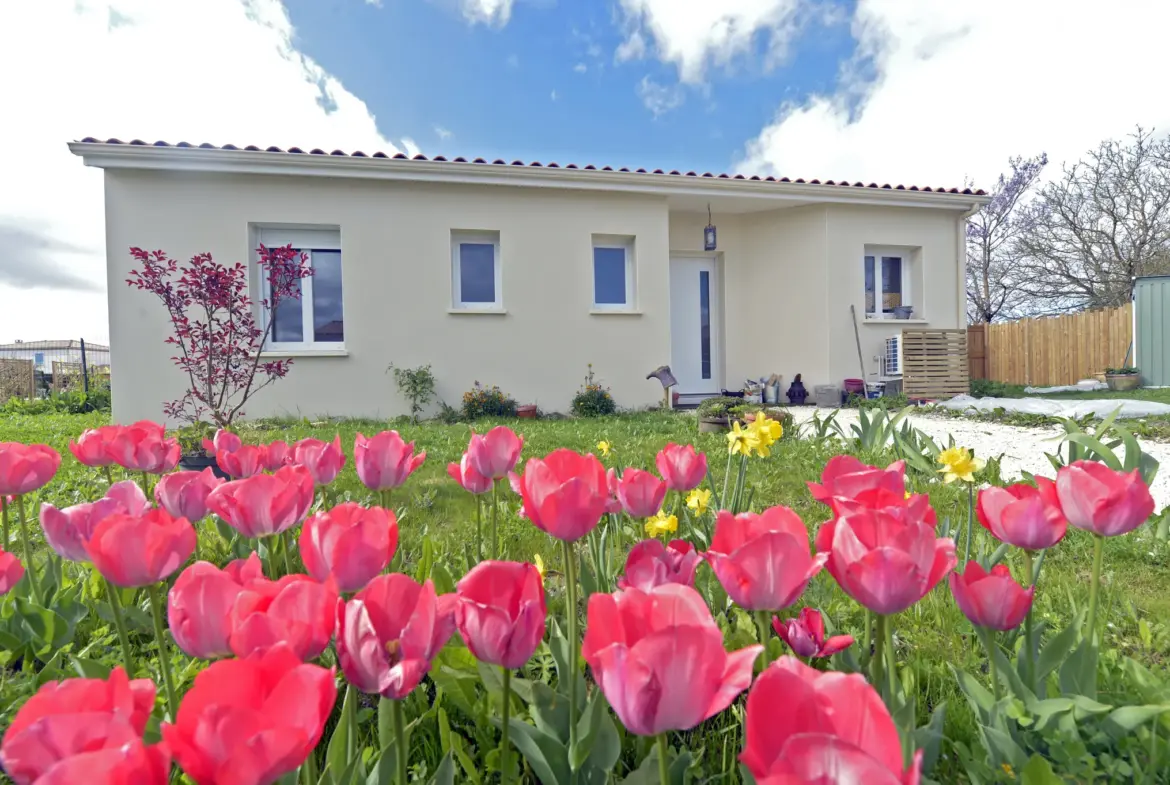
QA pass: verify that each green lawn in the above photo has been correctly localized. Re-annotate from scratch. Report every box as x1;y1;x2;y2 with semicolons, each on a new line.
2;411;1169;781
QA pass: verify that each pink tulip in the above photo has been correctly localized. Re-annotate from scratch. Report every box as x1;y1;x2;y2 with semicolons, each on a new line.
977;478;1067;550
613;467;667;518
0;442;61;497
154;469;223;522
85;508;197;588
105;421;180;475
68;426;121;468
814;490;936;558
655;443;708;492
337;574;457;699
294;436;346;486
300;503;398;593
168;557;259;659
740;657;922;784
510;449;608;542
0;548;24;595
39;498;123;561
229;574;339;661
105;480;150;516
455;561;547;669
808;455;908;515
771;608;854;659
202;428;242;455
216;444;267;479
949;561;1035;631
1056;460;1156;537
206;464;314;538
448;453;493;494
354;431;426;491
823;507;956;616
617;539;701;592
263;440;293;471
705;506;827;611
467;426;523;480
582;583;761;736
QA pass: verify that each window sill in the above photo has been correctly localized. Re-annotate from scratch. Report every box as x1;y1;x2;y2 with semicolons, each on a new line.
447;307;508;315
259;348;349;358
863;318;929;325
589;308;643;316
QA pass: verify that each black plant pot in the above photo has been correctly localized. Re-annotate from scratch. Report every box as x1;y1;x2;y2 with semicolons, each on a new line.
178;453;231;480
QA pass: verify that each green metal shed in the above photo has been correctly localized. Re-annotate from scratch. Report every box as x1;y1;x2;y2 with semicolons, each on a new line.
1135;275;1170;386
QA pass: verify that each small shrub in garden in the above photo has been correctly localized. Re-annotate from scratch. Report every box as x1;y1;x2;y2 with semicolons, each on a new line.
461;381;517;419
571;364;617;417
696;395;741;419
970;378;1027;398
388;363;437;423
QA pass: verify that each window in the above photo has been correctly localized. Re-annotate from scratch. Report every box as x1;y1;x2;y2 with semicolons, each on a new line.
451;231;502;310
863;246;915;318
591;235;635;310
699;270;711;379
257;228;344;349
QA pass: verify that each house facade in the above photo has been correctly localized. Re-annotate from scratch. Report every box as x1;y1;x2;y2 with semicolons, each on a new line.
70;138;988;424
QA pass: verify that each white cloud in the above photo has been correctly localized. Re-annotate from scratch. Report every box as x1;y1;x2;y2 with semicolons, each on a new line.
402;138;422;158
615;0;804;84
365;0;382;7
461;0;512;27
573;62;587;74
434;125;454;141
550;89;558;101
739;1;1170;190
0;0;406;344
637;76;685;117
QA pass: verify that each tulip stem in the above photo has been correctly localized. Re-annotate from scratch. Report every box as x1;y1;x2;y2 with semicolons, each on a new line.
148;583;179;720
15;495;40;604
964;482;974;564
105;578;135;676
476;496;484;561
1;494;8;552
872;614;887;700
103;465;113;487
491;481;500;559
1087;533;1104;646
1023;549;1037;691
501;667;512;784
656;733;670;785
562;539;580;781
392;697;408;785
141;471;152;499
721;450;733;511
755;611;772;667
282;529;294;577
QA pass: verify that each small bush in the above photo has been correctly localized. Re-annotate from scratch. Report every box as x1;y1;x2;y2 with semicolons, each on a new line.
969;379;1027;398
1106;366;1139;375
437;401;463;425
696;396;742;419
174;421;216;455
462;382;517;420
571;364;617;417
389;363;437;423
0;382;112;416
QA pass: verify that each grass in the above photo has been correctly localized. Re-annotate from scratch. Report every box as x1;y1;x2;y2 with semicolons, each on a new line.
2;410;1169;781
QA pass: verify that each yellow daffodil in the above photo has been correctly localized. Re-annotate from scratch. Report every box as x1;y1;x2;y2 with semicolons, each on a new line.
644;509;679;539
749;413;784;445
937;446;985;484
597;440;612;457
533;553;545;580
726;421;756;456
686;488;711;516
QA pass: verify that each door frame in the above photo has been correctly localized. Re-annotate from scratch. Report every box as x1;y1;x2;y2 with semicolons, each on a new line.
669;252;724;395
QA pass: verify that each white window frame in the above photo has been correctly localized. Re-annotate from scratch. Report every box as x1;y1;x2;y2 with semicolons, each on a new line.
256;227;344;351
451;231;503;310
590;235;636;311
863;245;914;320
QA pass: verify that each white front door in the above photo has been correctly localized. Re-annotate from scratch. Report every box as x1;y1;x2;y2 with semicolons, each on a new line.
670;255;720;395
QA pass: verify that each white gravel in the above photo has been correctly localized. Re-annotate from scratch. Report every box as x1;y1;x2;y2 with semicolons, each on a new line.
787;407;1170;510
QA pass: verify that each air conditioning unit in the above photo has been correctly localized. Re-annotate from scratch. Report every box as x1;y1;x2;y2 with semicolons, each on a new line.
883;333;904;376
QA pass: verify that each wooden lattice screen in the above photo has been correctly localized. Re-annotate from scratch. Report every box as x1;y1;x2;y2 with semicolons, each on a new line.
902;329;969;399
0;359;35;403
52;361;85;394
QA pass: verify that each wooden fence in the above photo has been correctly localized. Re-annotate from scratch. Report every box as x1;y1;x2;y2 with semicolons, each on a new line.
968;303;1133;387
903;329;970;399
0;359;35;404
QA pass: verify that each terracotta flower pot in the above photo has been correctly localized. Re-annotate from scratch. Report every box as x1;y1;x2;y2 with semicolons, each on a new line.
517;405;537;419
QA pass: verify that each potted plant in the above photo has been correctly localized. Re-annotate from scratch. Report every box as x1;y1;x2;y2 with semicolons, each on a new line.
126;244;313;468
696;396;740;433
1105;366;1141;391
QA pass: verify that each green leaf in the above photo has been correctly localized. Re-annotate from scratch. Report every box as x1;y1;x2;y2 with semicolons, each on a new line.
952;666;995;723
569;689;606;770
586;698;620;773
529;681;570;742
494;718;570;785
1036;613;1080;684
1063;434;1122;469
980;725;1027;771
70;656;111;680
1104;704;1170;737
326;685;356;785
369;741;398;785
619;745;691;785
913;701;947;775
1019;754;1062;785
424;753;456;785
548;619;584;706
1059;638;1098;700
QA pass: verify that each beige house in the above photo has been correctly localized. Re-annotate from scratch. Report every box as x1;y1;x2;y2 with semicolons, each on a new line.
70;138;989;423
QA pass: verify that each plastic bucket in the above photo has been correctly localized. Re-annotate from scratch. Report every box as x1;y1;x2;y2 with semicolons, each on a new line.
843;378;866;395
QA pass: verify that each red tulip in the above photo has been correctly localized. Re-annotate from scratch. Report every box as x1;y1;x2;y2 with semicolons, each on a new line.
229;574;338;661
300;503;398;593
655;443;708;492
510;449;608;542
30;738;171;785
613;467;668;518
772;608;854;659
0;548;24;595
814;491;937;561
264;440;293;471
808;455;907;515
455;561;547;669
823;508;956;616
705;507;827;611
977;478;1067;550
949;561;1034;631
617;538;701;592
740;657;922;785
448;452;492;494
293;435;346;486
467;426;523;480
106;421;180;474
1056;460;1156;537
168;556;261;659
68;425;122;468
581;583;761;736
354;431;426;491
337;574;456;699
155;468;224;522
202;428;242;455
162;644;336;785
216;444;267;479
0;667;156;785
86;508;197;588
0;442;61;496
105;479;151;516
206;464;314;538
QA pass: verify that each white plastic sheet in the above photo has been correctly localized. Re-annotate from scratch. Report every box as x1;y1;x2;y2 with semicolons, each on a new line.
1023;380;1108;394
940;394;1170;420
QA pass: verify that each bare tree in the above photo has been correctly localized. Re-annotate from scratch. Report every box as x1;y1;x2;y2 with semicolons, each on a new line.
966;153;1047;323
1015;128;1170;309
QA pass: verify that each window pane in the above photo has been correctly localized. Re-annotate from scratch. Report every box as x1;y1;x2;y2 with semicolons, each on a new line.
864;256;876;313
593;247;627;305
882;256;903;311
460;243;496;304
311;250;344;343
700;270;711;379
271;274;303;342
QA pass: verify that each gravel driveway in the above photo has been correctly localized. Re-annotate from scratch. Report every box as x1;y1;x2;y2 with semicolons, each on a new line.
787;407;1170;509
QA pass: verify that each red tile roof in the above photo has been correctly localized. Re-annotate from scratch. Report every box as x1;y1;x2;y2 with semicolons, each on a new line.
75;138;987;196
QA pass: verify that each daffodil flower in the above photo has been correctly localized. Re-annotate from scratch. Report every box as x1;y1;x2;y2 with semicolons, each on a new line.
726;422;756;457
533;553;545;580
597;440;612;457
937;446;985;484
686;488;711;516
644;509;679;539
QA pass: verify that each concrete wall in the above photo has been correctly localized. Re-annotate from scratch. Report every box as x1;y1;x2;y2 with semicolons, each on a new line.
104;170;672;423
